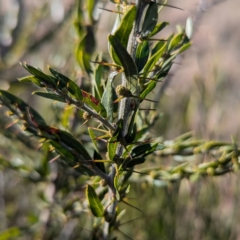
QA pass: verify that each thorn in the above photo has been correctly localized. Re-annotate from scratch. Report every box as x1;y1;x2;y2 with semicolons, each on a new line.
98;7;123;14
79;119;89;128
115;229;134;240
139;108;156;111
49;154;61;163
119;217;143;226
113;96;124;104
157;3;184;11
131;170;150;175
91;61;121;70
121;199;143;212
148;38;167;42
4;119;19;129
138;96;158;103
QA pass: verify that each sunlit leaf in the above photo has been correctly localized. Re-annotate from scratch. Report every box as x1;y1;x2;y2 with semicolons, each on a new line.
130;142;165;158
86;0;96;24
18;75;45;87
178;42;191;54
114;5;137;48
142;42;167;77
148;22;169;38
168;33;184;51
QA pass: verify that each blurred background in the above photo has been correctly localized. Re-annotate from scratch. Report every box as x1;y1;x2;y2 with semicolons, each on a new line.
1;0;240;239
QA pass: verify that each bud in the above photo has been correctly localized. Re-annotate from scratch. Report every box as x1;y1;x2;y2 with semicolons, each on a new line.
100;179;108;187
82;112;92;120
116;85;132;97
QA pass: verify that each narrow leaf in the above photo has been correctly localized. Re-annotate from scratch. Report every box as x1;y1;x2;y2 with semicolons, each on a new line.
49;140;76;162
21;63;56;86
148;22;169;38
179;42;191;54
114;5;137;48
57;129;91;160
33;91;66;102
49;68;83;101
168;33;184;51
101;71;118;122
81;90;106;117
108;34;138;78
0;89;46;126
136;41;149;72
86;184;104;217
125;157;146;168
18;75;45;87
142;42;167;77
140;2;158;39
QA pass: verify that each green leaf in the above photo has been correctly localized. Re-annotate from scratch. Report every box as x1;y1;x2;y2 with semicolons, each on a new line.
136;41;149;72
18;75;45;87
168;33;184;51
148;22;169;38
140;81;157;99
178;42;191;54
81;90;107;117
108;34;138;78
151;41;165;57
49;68;83;101
57;130;91;160
88;128;98;151
140;2;158;40
114;5;137;48
101;71;118;122
142;42;167;77
35;143;50;177
125;157;146;168
49;140;76;162
76;26;95;74
33;91;66;102
93;150;105;173
86;0;96;24
114;173;120;200
0;89;46;126
130;143;165;158
21;63;56;87
108;141;118;161
107;119;123;161
86;184;104;217
93;54;107;99
88;128;105;172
